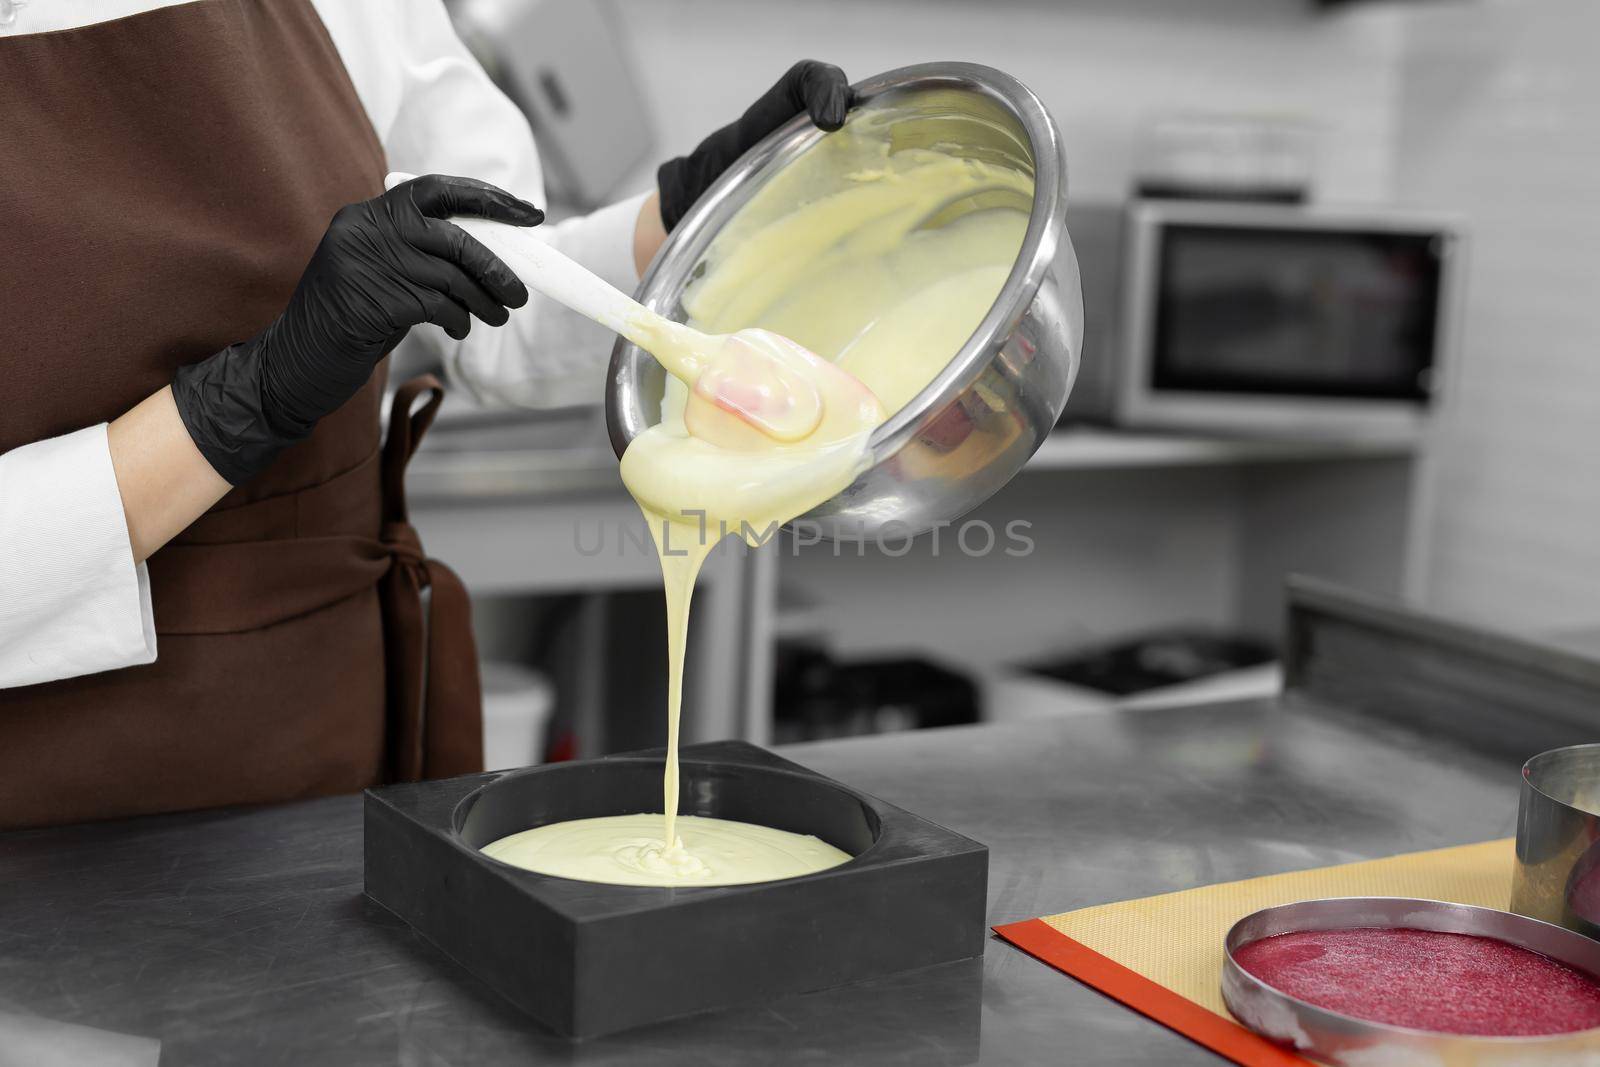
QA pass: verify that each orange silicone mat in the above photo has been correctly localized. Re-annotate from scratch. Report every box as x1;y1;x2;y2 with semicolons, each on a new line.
993;838;1517;1066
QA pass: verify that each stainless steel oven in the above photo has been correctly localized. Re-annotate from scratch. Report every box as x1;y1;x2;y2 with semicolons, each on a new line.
1116;200;1463;439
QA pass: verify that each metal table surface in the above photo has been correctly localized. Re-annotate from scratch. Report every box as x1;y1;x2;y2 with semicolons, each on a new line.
0;698;1523;1066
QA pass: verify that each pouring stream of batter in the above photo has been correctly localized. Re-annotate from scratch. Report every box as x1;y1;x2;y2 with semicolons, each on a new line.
481;110;1033;886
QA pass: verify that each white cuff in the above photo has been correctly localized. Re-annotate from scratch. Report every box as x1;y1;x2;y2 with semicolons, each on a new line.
0;425;158;689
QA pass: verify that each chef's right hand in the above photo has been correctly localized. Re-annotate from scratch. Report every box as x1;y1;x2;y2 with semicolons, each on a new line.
171;174;543;486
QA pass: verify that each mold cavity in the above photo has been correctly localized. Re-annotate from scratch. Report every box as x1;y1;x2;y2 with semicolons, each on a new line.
453;757;879;888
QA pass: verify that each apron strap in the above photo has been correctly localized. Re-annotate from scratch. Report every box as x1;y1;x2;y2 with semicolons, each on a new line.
380;375;484;782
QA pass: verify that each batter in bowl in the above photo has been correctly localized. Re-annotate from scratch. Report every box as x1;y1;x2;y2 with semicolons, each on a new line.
482;108;1033;888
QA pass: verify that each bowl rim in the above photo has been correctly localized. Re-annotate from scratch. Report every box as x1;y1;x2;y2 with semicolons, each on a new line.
1221;896;1600;1047
606;60;1068;464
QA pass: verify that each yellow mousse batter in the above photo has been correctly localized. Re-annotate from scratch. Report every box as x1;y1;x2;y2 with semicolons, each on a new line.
482;813;852;888
482;108;1033;888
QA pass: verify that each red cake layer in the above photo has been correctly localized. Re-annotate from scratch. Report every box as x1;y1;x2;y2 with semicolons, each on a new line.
1234;927;1600;1037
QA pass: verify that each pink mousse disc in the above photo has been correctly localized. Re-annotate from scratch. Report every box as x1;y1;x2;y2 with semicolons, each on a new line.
1233;927;1600;1037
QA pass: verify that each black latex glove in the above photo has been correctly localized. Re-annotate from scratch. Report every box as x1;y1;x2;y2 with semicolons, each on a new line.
172;174;543;485
656;60;852;232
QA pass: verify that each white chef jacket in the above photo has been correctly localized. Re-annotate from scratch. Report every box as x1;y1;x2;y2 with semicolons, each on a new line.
0;0;649;689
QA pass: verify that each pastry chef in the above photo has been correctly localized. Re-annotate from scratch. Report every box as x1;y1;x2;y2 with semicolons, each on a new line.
0;0;849;829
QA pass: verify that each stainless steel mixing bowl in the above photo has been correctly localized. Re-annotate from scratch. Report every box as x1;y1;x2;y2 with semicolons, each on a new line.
1513;743;1600;940
605;62;1082;539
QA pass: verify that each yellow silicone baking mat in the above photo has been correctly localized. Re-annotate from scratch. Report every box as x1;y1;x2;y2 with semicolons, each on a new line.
994;838;1516;1066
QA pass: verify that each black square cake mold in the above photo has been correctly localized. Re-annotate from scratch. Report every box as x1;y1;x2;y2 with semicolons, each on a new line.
363;740;989;1038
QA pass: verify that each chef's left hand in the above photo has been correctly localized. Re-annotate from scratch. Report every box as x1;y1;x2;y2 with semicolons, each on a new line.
655;60;852;232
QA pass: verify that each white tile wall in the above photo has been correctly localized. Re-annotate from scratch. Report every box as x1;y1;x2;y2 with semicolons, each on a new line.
1396;0;1600;630
609;0;1405;203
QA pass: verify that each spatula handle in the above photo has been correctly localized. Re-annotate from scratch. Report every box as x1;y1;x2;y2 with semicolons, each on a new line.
384;172;691;376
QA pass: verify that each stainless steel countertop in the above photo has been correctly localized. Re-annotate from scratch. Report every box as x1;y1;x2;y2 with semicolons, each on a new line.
0;698;1522;1066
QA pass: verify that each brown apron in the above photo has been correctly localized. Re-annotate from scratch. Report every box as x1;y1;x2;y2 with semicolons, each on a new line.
0;0;483;829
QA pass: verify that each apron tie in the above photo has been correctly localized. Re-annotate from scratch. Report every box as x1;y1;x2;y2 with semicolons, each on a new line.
379;375;484;782
380;521;425;567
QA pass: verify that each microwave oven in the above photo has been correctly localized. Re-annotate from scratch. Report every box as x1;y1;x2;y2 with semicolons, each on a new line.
1113;200;1462;439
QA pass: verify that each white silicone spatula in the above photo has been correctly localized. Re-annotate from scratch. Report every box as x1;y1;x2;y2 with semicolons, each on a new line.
386;172;882;447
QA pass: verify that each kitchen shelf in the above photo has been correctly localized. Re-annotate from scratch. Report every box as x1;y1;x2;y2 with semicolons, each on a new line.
1024;427;1417;471
405;418;1419;505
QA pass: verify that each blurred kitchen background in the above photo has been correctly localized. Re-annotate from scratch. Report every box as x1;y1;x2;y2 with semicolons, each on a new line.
402;0;1600;765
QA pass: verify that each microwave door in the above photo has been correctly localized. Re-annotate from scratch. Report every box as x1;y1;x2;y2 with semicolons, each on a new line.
1118;203;1457;440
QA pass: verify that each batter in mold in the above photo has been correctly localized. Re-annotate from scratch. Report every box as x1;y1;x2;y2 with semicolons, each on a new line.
482;813;851;888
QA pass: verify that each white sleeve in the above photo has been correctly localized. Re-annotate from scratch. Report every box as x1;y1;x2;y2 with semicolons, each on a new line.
316;0;648;410
439;193;649;408
0;426;157;690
